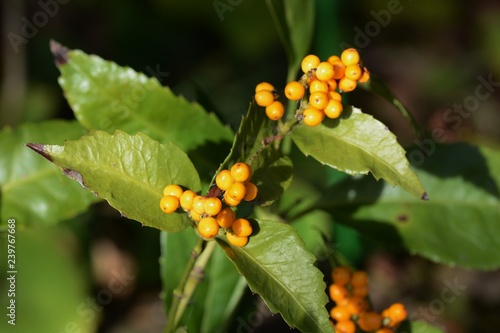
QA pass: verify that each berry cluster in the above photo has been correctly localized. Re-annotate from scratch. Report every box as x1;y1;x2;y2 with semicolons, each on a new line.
328;266;407;333
254;48;370;126
159;162;257;247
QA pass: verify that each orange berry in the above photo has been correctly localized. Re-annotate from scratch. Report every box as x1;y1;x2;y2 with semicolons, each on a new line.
324;99;343;119
309;91;329;110
203;197;222;216
227;182;247;201
308;79;329;93
255;82;275;93
388;303;407;324
338;77;357;92
351;271;368;288
335;320;356;333
266;101;285;120
358;312;382;332
330;306;351;322
327;91;342;102
230;162;252;183
163;184;183;198
223;191;241;207
359;67;371;83
330;60;346;80
376;329;394;333
328;283;349;303
198;217;219;239
352;285;369;297
315;62;334;81
232;218;253;237
226;232;248;247
179;190;196;210
341;48;360;67
159;195;179;214
344;296;368;315
255;90;275;107
331;267;352;286
302;107;324;127
325;79;337;91
285;81;305;101
216;207;236;228
216;169;233;191
301;54;320;73
243;182;258;201
345;64;362;81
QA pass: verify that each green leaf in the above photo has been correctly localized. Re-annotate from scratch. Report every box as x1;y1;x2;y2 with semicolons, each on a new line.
0;120;99;228
52;41;233;152
359;74;423;139
291;106;426;199
397;320;446;333
217;102;293;205
266;0;315;81
216;219;334;333
161;231;246;333
319;145;500;269
27;130;200;232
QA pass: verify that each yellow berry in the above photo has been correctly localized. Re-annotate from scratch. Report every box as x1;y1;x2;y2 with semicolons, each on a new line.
335;320;356;333
315;62;334;81
232;218;253;237
329;284;349;303
189;209;202;222
324;99;343;119
255;90;275;107
163;184;183;198
198;217;219;239
204;197;222;216
179;190;196;210
216;207;236;228
387;303;407;324
255;82;275;93
230;162;252;183
330;306;351;322
266;101;285;121
302;107;324;127
284;81;305;101
243;182;258;201
227;182;247;201
345;64;362;81
216;169;233;191
308;79;329;94
338;77;357;92
341;48;360;67
226;232;248;247
325;79;337;91
301;54;320;73
309;91;329;110
328;91;342;102
192;195;207;215
159;195;179;214
327;55;341;65
223;191;241;207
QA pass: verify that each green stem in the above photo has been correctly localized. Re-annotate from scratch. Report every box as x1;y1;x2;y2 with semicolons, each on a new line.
173;240;217;327
164;238;206;333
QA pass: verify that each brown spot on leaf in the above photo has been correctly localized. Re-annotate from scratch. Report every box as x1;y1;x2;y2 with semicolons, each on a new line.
50;40;69;66
421;192;429;201
63;168;86;188
397;214;408;223
26;143;53;162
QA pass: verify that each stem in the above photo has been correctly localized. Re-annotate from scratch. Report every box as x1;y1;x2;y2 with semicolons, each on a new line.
164;238;206;333
173;240;217;327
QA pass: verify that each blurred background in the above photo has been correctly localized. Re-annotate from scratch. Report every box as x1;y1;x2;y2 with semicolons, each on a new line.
1;0;500;332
